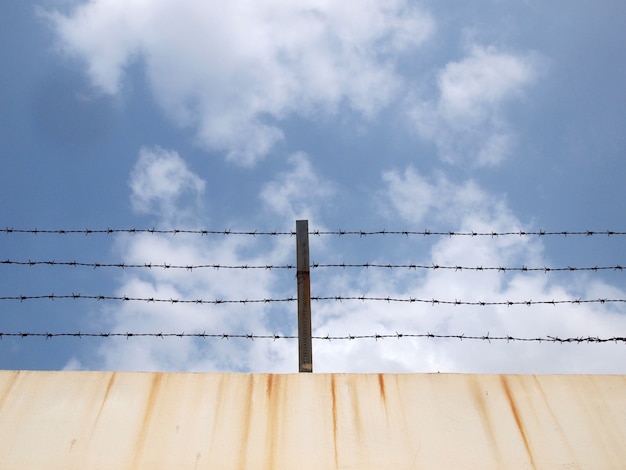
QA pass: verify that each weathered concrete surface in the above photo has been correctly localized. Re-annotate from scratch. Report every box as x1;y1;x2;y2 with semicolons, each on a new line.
0;371;625;469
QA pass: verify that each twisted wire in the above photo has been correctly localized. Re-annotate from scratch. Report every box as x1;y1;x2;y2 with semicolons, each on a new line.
2;259;624;273
1;293;624;307
2;228;625;237
0;331;624;343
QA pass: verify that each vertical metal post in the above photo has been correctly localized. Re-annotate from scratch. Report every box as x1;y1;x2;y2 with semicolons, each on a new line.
296;220;313;373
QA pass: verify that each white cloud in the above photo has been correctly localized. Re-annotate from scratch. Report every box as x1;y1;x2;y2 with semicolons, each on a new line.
96;230;296;372
410;45;539;166
260;152;334;223
62;357;84;371
381;167;500;226
91;149;337;371
129;147;205;221
47;0;434;165
308;167;626;373
85;147;626;374
437;46;535;120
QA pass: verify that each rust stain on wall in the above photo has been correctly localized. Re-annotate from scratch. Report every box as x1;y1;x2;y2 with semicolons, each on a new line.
377;374;386;404
0;371;19;413
331;375;339;469
349;381;364;441
265;374;280;469
531;375;575;459
2;371;626;468
501;376;536;469
94;374;116;424
208;374;228;459
132;373;163;468
237;375;255;470
469;376;502;466
266;373;275;400
87;372;117;445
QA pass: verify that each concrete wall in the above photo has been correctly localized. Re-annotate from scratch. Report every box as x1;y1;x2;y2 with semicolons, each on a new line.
1;371;625;469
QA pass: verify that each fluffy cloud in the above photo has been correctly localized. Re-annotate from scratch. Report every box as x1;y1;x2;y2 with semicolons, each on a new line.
308;167;626;373
98;148;288;370
76;147;626;373
260;152;334;223
87;149;336;371
410;45;539;166
47;0;434;165
381;167;508;226
129;147;205;221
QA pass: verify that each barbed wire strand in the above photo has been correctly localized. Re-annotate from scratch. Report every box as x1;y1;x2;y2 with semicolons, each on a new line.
2;259;623;273
2;228;625;237
0;331;624;343
1;293;624;306
0;294;294;305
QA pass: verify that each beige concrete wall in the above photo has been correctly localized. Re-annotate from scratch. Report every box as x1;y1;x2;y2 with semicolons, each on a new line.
0;371;625;469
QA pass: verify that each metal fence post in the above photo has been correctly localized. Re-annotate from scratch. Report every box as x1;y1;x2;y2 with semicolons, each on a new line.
296;220;313;372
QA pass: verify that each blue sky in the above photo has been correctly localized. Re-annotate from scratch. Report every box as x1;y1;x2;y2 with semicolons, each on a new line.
1;0;625;373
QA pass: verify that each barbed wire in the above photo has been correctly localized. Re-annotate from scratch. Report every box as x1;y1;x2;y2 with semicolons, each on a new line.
0;260;296;270
2;259;623;273
1;293;624;306
0;331;624;343
2;228;625;237
0;228;294;236
0;294;295;305
313;296;626;306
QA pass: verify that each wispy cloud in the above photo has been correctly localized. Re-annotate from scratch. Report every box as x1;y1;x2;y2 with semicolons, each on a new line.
129;147;205;222
260;152;334;223
409;45;540;166
47;0;434;165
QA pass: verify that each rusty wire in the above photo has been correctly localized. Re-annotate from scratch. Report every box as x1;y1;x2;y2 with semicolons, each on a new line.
1;259;624;273
0;331;624;343
2;228;625;237
1;293;624;307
